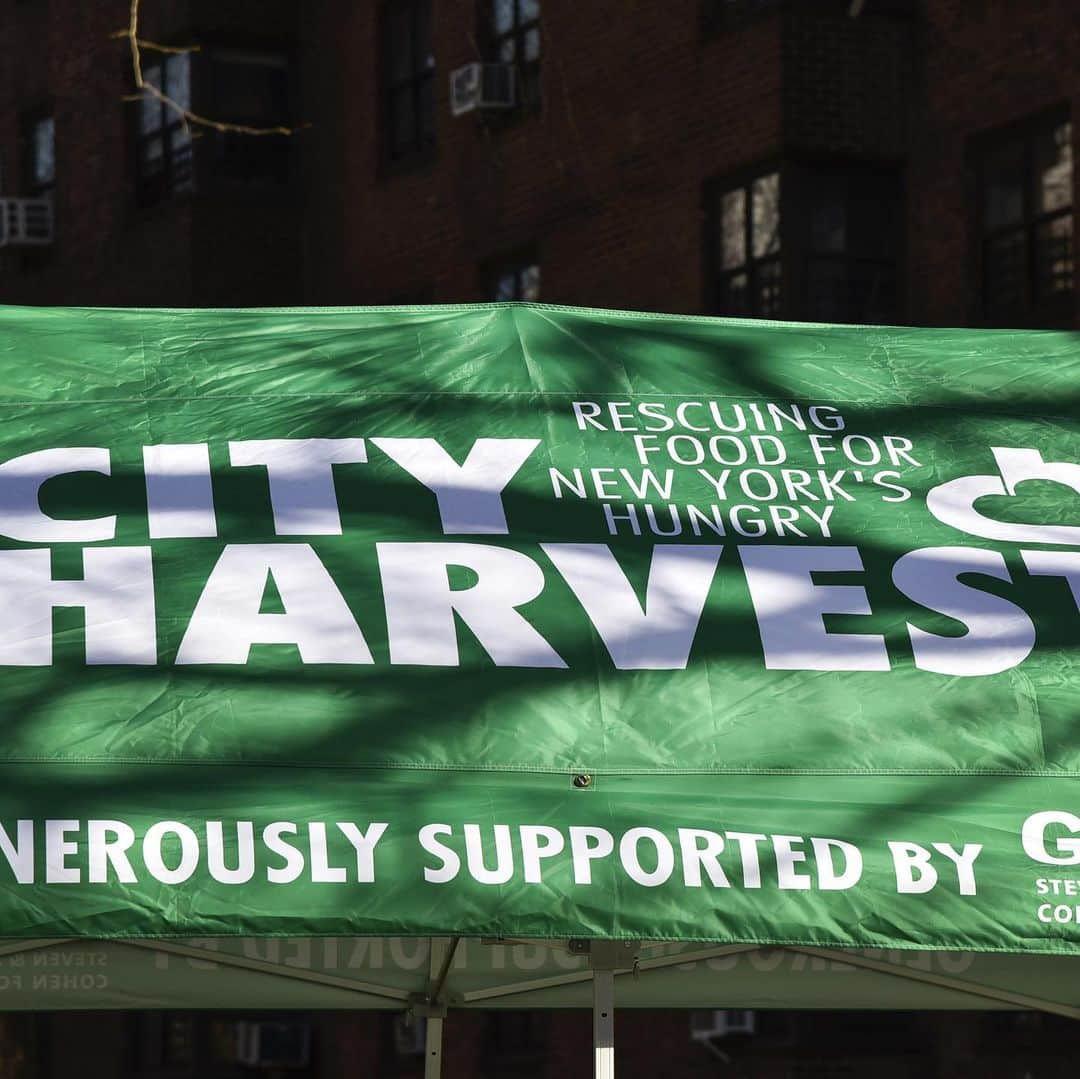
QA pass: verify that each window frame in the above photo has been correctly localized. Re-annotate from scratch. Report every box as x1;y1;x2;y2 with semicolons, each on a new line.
133;1011;309;1077
483;248;541;301
133;50;195;206
788;157;905;325
971;106;1074;328
703;161;785;320
22;107;56;197
480;0;542;118
704;157;905;324
204;46;293;187
379;0;436;170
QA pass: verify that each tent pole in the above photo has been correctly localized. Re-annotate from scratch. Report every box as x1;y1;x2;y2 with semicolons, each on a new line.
424;1015;444;1079
593;967;615;1079
580;940;637;1079
416;936;456;1079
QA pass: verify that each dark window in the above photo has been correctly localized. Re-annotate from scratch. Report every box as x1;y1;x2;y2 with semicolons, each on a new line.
23;113;55;196
136;1012;310;1075
975;112;1073;326
381;0;435;164
708;169;783;318
706;162;902;323
487;254;541;300
136;52;194;204
797;165;901;324
484;0;541;112
161;1013;199;1070
207;51;291;184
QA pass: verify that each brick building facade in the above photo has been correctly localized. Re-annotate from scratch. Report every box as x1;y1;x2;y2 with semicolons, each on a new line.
0;1;1078;1076
1;1;1075;326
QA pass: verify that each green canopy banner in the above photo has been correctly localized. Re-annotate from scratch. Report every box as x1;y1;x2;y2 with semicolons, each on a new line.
0;303;1078;954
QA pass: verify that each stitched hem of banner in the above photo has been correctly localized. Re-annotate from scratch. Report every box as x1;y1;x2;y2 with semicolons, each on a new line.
18;299;1072;336
0;929;1079;957
0;758;1077;778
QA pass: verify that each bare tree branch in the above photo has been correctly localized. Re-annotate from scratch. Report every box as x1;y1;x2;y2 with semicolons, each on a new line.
115;0;307;137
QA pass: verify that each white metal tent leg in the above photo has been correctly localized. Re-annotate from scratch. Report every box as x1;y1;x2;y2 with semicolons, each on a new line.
424;1015;444;1079
416;936;456;1079
593;968;615;1079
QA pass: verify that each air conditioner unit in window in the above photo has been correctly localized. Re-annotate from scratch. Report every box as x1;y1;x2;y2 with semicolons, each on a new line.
235;1020;311;1069
450;62;516;116
0;197;53;247
690;1009;756;1041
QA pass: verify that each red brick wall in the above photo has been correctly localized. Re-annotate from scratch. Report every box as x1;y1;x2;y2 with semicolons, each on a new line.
783;6;911;160
1;2;1076;318
324;2;783;312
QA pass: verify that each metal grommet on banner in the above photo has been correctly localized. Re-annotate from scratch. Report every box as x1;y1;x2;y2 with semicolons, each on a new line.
572;773;593;789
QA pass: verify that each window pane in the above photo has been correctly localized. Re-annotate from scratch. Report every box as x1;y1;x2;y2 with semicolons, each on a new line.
140;64;163;135
169;127;194;192
494;271;518;301
720;188;746;270
983;141;1025;230
751;172;781;258
984;230;1027;312
415;0;433;68
417;76;435;144
498;37;516;62
519;0;541;22
755;258;782;317
719;271;748;316
520;264;541;300
846;172;897;258
852;260;897;324
1034;120;1073;215
32;117;55;188
389;5;414;83
209;57;289;181
494;0;515;35
162;1014;197;1069
524;27;541;62
214;59;286;125
391;87;416;155
165;53;191;111
805;258;846;321
1035;214;1074;300
140;135;164;175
